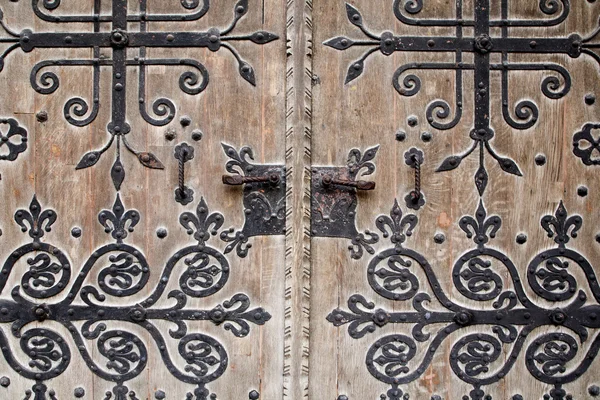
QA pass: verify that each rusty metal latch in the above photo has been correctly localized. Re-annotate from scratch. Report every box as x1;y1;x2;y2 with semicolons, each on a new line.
220;143;286;258
311;146;380;259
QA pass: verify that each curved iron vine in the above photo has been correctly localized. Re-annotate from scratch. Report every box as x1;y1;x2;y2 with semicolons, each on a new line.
0;0;278;191
324;0;600;195
328;199;600;400
0;194;270;400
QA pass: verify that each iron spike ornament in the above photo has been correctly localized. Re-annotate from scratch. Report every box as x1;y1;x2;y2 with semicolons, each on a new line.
324;0;600;195
0;194;270;400
327;199;600;400
0;0;278;191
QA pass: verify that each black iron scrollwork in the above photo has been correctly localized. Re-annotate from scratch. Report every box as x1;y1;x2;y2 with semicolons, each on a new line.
311;146;380;259
220;143;286;258
325;0;600;195
0;0;278;191
0;194;270;399
328;199;600;400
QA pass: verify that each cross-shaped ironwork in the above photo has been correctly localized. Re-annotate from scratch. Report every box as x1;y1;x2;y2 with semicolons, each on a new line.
325;0;600;195
0;0;278;190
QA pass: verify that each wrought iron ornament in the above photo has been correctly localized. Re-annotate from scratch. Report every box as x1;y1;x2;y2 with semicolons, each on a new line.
328;199;600;400
325;0;600;195
403;148;424;211
0;0;278;190
220;144;286;258
0;117;27;163
0;195;270;400
311;146;380;259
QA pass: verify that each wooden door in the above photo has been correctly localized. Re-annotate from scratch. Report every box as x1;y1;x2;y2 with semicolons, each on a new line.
309;1;600;400
0;1;285;399
1;1;600;400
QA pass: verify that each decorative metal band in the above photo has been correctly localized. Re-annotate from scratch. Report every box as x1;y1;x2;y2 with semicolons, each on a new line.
0;0;279;191
328;199;600;400
324;0;600;195
0;194;270;400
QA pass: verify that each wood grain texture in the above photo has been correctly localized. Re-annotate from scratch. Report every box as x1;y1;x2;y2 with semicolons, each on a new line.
0;1;286;399
310;1;600;399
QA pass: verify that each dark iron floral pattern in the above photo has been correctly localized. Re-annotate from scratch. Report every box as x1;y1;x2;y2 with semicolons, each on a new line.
0;117;27;163
328;200;600;400
573;123;600;166
0;195;270;400
324;0;600;195
0;0;278;190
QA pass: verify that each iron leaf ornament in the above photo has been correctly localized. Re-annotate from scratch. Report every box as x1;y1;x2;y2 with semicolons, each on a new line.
325;0;600;195
0;0;278;191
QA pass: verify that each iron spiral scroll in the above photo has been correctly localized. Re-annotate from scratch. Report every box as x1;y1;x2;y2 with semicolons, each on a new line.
329;200;600;400
0;194;271;400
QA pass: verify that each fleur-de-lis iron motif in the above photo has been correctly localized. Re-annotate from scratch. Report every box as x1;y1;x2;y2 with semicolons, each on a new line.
0;194;270;399
311;145;381;259
220;143;286;258
329;199;600;400
0;0;279;191
325;0;600;195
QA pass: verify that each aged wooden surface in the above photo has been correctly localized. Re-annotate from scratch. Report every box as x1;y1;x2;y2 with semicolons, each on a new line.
2;0;600;399
310;1;600;400
0;0;286;399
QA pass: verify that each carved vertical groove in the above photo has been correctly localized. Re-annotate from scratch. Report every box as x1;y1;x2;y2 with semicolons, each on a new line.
284;0;313;398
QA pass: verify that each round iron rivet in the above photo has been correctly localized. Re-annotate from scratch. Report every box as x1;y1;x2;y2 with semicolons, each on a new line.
209;35;218;43
353;63;361;70
434;233;445;244
385;38;393;46
65;36;73;44
71;227;82;238
156;228;168;239
407;115;418;127
396;130;406;141
74;387;85;398
585;94;596;105
516;233;527;244
155;390;166;399
535;153;546;166
164;129;176;141
36;111;48;123
529;41;537;48
577;185;588;197
427;39;435;47
115;83;123;91
249;391;260;400
421;131;432;142
0;377;10;388
180;116;192;127
191;130;203;141
589;385;600;396
166;34;175;42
